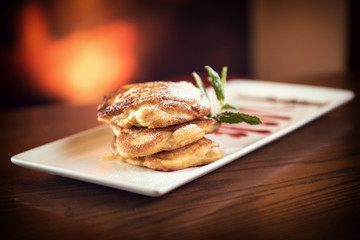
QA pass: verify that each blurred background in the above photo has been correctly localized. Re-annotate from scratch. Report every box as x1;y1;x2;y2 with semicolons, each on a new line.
0;0;358;109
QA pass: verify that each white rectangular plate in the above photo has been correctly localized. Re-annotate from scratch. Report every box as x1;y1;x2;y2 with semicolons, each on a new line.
11;80;354;197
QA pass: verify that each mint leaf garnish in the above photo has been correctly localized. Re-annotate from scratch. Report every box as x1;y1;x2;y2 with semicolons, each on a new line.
192;72;208;98
192;65;262;125
221;66;228;88
217;111;262;125
221;103;238;111
205;65;225;105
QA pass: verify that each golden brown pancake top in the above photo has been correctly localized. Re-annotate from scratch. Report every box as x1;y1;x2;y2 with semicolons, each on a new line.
97;81;211;128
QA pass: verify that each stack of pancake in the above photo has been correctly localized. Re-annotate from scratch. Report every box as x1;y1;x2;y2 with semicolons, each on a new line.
97;81;223;171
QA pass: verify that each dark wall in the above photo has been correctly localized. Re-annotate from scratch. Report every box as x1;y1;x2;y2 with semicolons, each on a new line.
348;0;360;74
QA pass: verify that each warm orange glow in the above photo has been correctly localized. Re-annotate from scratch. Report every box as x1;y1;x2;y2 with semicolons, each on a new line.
16;3;138;104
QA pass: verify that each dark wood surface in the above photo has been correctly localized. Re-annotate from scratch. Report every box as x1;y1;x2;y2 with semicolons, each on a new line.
1;76;360;240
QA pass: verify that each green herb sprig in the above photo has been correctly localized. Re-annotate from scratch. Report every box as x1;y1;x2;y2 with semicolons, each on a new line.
192;66;262;125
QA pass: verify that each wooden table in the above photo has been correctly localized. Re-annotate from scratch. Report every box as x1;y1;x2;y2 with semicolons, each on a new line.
1;76;359;240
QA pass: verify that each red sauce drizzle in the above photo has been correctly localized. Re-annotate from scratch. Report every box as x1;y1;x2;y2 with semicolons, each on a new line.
221;125;271;134
261;121;278;126
256;114;291;120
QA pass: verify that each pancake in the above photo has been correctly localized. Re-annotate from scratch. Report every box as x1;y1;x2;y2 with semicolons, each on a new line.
97;81;210;128
111;117;220;158
112;137;222;171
